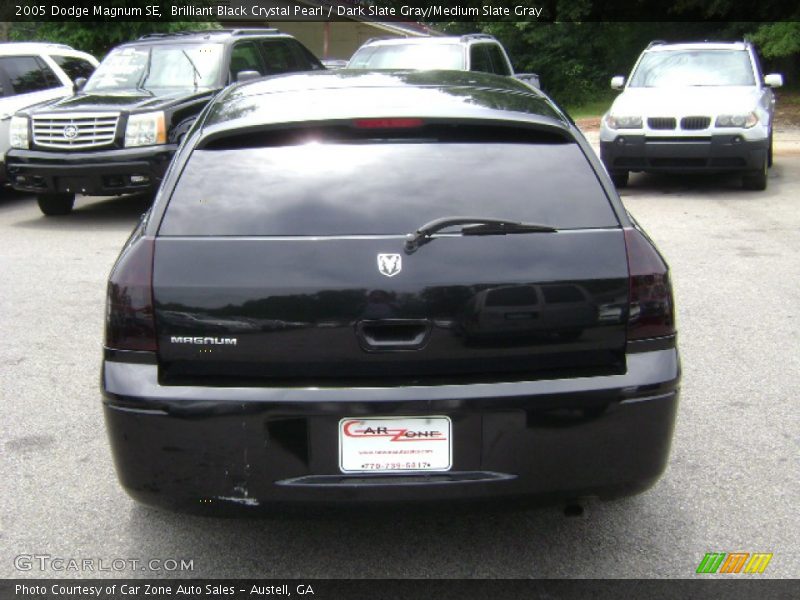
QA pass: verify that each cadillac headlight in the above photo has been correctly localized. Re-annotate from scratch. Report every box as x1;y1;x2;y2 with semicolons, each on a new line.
125;112;166;147
9;116;29;149
715;112;758;128
605;115;643;130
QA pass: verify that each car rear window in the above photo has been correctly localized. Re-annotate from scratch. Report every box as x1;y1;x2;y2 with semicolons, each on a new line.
51;55;96;81
486;286;538;307
348;44;464;70
160;138;617;236
0;56;61;94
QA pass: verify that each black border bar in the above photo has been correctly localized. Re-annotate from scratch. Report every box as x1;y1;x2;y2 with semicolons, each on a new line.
3;0;800;22
2;579;798;600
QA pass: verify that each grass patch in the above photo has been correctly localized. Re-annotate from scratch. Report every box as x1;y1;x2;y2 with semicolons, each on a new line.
775;87;800;105
774;87;800;128
565;92;617;119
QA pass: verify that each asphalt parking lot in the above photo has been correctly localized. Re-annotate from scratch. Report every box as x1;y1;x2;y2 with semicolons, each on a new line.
1;152;798;579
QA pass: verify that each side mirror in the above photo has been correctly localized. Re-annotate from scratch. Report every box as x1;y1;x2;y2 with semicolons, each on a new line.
236;70;261;83
73;77;87;92
610;76;625;90
764;73;783;88
514;73;540;90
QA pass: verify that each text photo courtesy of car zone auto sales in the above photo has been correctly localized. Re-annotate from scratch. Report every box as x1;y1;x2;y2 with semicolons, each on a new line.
0;0;798;595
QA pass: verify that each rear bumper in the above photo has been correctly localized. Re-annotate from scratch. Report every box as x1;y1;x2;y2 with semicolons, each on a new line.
600;135;767;173
5;145;177;196
102;347;680;511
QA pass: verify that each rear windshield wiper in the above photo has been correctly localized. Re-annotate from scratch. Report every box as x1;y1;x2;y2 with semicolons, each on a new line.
405;216;557;253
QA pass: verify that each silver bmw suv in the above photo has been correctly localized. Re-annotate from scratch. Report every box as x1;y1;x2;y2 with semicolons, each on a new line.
600;41;782;190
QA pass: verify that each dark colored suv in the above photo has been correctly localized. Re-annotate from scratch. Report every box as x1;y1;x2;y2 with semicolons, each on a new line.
102;70;680;512
5;29;323;215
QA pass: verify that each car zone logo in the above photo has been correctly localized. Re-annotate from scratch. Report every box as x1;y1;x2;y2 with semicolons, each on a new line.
377;253;402;277
342;419;446;442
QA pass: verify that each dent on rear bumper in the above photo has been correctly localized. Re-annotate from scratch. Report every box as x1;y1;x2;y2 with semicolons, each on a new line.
101;350;680;509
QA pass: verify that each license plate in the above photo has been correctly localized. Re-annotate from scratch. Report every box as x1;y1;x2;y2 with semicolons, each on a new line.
58;177;92;194
338;416;452;473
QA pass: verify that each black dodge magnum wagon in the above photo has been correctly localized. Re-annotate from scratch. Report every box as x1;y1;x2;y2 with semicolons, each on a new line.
102;70;680;511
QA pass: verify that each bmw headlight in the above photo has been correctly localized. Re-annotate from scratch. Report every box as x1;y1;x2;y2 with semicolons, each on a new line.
125;112;166;147
605;115;643;130
9;116;29;149
715;112;758;128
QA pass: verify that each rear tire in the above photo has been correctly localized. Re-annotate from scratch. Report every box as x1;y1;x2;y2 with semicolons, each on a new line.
37;193;75;216
610;170;629;188
742;158;767;191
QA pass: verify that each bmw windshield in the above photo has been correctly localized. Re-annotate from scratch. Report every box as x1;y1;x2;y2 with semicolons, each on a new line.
629;50;756;87
84;43;224;92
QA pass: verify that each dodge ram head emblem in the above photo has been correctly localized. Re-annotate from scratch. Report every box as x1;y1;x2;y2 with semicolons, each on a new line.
377;253;402;277
62;125;78;139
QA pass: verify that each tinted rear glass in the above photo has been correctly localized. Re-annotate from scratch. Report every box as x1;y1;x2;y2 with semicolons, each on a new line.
0;56;60;94
542;284;586;303
160;140;616;236
486;286;538;307
51;55;96;81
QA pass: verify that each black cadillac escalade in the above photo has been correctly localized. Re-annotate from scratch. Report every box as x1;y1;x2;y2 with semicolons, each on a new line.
5;29;323;215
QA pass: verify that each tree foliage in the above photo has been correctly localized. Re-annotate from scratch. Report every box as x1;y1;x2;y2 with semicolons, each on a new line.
442;19;795;107
750;22;800;58
9;21;218;58
7;1;219;57
5;0;797;106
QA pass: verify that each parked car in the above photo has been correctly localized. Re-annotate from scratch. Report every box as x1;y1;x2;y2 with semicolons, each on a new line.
600;40;782;190
321;58;348;70
5;29;323;215
102;70;679;512
346;34;540;89
0;42;98;183
458;283;599;342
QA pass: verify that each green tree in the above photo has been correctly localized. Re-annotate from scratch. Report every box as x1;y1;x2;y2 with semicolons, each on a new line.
750;22;800;58
7;0;218;57
440;18;795;107
9;21;218;58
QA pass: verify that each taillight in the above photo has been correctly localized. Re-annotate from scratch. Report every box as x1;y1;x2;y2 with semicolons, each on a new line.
624;228;675;340
105;237;157;352
353;118;424;129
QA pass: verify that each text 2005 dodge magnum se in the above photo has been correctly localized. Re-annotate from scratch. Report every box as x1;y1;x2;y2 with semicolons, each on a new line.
102;71;680;511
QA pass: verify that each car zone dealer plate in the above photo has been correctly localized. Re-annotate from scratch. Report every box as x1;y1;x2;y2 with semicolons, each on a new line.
338;416;452;473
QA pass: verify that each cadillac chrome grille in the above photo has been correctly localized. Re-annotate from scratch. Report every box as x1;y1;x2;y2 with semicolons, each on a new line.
32;113;120;149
